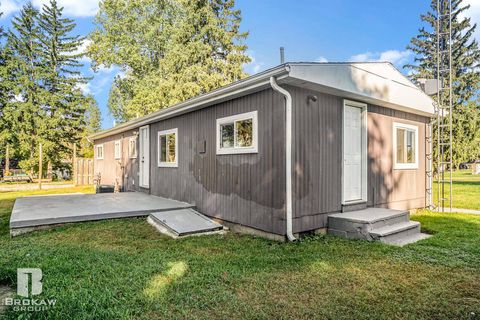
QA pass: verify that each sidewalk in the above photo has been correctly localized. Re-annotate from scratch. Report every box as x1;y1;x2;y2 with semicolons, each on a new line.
0;183;74;192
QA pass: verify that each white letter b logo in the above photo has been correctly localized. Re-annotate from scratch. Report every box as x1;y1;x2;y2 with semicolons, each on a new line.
17;268;43;297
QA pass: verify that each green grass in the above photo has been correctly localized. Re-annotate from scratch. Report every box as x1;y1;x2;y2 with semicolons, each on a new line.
433;169;480;210
0;188;479;319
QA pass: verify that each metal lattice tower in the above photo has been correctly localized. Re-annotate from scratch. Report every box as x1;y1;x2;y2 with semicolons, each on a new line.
436;0;453;212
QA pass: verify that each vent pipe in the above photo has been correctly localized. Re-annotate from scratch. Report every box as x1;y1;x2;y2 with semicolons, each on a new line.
280;47;285;64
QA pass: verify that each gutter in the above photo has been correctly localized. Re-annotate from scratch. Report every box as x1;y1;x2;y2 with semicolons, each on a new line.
270;76;296;242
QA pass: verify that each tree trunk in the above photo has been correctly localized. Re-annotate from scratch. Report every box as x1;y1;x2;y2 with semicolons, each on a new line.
47;161;53;180
39;143;43;190
5;145;10;176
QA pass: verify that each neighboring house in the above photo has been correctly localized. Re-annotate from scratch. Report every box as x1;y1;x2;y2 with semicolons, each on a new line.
90;62;435;240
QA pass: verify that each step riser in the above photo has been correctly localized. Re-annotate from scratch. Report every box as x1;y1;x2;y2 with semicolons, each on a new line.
328;212;410;234
375;225;421;244
327;208;428;246
368;213;410;230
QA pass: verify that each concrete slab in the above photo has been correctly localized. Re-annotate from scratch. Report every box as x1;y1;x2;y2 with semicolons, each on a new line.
0;285;14;315
10;192;194;229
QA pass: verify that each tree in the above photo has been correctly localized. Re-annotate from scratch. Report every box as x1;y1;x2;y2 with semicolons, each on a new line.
79;96;102;158
0;8;10;173
6;3;47;173
3;1;91;176
405;0;480;168
88;0;250;122
37;0;89;168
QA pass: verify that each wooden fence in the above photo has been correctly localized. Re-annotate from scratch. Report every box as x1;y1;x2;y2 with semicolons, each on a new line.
74;158;94;185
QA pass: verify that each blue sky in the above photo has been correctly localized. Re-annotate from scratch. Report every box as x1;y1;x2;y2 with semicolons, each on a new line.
1;0;479;129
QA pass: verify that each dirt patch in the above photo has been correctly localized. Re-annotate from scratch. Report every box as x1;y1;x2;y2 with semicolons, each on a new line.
0;285;14;314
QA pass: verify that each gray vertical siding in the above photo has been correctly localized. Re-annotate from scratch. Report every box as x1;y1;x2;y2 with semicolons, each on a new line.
367;105;429;209
148;89;287;235
290;87;430;233
289;86;343;233
94;85;430;236
93;129;139;191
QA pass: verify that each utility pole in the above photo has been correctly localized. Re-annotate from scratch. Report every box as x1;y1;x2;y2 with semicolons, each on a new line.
39;143;43;190
73;143;77;185
5;145;10;176
436;0;453;212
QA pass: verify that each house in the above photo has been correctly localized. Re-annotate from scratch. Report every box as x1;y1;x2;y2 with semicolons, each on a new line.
90;62;435;242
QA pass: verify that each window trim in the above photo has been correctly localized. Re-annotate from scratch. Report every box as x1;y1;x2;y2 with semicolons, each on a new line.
114;140;122;159
157;128;178;168
95;144;104;160
129;137;137;159
216;111;258;155
393;122;419;170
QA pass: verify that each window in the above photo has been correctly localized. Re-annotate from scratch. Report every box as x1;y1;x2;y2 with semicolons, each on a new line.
129;137;137;158
114;140;122;159
393;122;418;169
95;144;104;160
216;111;258;155
157;128;178;167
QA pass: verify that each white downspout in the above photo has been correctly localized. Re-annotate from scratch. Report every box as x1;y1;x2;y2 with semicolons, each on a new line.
270;76;296;242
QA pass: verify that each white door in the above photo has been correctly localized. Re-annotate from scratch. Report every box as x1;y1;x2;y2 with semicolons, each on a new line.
139;125;150;188
343;105;363;202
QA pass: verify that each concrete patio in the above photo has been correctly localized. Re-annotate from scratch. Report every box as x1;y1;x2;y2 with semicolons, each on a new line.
10;192;194;234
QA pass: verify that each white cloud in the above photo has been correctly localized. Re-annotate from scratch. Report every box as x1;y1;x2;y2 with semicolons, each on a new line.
1;0;99;18
350;50;412;67
244;50;265;75
315;56;328;63
460;0;480;43
70;39;92;63
32;0;99;17
0;0;22;17
76;82;91;95
96;64;117;74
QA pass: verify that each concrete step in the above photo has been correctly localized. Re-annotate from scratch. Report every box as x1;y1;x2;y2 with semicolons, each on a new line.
328;208;410;238
327;208;430;246
369;221;421;244
387;232;432;246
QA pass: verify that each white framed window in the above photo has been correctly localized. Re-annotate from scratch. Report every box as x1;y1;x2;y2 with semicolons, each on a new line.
114;140;122;159
129;137;137;159
95;144;104;160
157;128;178;167
393;122;419;169
216;111;258;155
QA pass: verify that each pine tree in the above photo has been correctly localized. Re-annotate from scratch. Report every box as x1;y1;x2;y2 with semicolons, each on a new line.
6;3;47;173
0;8;9;169
88;0;250;122
37;0;89;168
79;95;101;158
405;0;480;168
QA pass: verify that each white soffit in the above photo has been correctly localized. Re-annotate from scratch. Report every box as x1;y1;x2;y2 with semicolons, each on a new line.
287;63;435;117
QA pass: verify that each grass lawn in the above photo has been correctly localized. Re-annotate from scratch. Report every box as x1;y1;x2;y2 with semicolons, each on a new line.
433;169;480;210
0;188;479;319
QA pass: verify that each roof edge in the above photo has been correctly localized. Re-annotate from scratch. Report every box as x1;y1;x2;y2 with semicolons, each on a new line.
89;64;290;141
